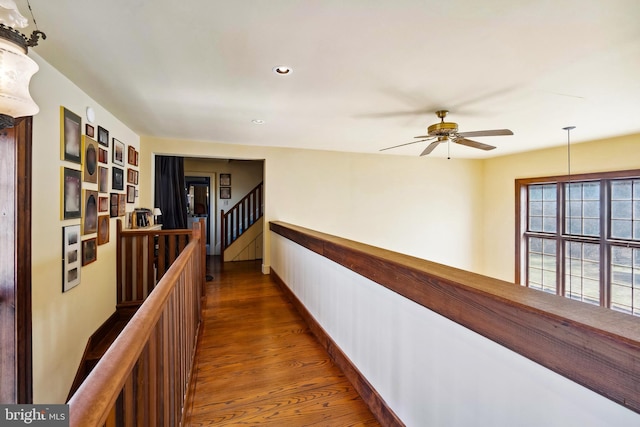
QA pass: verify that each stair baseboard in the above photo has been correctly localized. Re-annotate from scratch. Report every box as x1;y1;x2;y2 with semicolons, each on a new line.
66;304;140;401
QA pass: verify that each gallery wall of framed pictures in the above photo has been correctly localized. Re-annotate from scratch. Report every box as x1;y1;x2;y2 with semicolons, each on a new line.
59;106;140;293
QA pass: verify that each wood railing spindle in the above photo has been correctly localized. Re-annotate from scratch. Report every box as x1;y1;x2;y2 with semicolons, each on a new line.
68;221;205;426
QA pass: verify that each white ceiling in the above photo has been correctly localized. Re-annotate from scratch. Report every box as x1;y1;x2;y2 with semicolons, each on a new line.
24;0;640;158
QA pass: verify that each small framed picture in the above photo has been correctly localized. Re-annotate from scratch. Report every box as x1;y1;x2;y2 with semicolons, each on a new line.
127;168;136;184
62;225;81;292
60;107;81;164
220;187;231;199
82;136;98;184
98;196;109;212
112;167;124;190
127;185;136;203
112;138;125;166
85;124;95;138
109;193;119;218
97;126;109;147
220;173;231;186
127;146;136;165
61;167;81;220
98;147;108;164
98;166;108;193
118;194;126;216
82;238;97;266
82;190;98;235
97;215;110;245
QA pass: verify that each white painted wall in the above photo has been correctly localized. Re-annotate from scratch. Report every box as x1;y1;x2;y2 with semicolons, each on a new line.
481;133;640;281
271;233;640;427
29;53;140;403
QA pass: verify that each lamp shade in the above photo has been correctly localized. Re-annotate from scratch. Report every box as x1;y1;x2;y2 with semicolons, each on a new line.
153;208;162;216
0;36;38;118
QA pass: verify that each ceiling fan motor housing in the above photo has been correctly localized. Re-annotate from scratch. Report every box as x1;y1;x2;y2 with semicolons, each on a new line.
427;121;458;136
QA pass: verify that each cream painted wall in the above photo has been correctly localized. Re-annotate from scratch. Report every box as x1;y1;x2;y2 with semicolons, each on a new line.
29;54;140;403
141;136;485;272
482;133;640;282
184;158;264;254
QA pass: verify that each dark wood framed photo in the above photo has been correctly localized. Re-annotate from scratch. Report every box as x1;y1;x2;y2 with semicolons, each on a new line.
110;193;119;218
82;238;97;266
62;225;81;292
85;124;95;138
220;173;231;186
98;166;108;193
61;107;81;164
112;167;124;190
61;167;81;220
82;136;98;184
97;126;109;147
127;146;136;165
220;186;231;199
127;185;136;203
98;196;109;212
82;190;99;235
118;194;126;216
112;138;125;166
97;215;110;245
127;168;138;184
98;147;108;164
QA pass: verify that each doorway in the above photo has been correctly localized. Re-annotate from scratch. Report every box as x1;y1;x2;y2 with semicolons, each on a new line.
185;176;212;253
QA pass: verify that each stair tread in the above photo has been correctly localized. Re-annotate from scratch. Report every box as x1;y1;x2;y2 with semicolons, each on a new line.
90;320;129;356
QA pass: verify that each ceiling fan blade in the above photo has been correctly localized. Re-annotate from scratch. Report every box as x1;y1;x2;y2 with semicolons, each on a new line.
420;141;441;156
379;138;435;152
414;135;430;138
456;129;513;138
455;138;496;151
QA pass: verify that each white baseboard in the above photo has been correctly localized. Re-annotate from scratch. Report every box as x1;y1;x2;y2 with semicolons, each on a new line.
261;264;271;275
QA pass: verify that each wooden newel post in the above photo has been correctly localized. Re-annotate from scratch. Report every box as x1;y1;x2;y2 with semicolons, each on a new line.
220;209;225;262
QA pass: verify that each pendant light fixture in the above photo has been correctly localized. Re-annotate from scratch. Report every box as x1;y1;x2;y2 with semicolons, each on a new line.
0;0;46;129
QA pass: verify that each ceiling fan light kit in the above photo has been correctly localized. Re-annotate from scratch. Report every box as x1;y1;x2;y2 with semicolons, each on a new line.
381;109;513;157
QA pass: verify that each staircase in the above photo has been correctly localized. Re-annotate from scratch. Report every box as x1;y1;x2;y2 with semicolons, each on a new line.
67;221;206;400
221;182;264;261
67;307;137;400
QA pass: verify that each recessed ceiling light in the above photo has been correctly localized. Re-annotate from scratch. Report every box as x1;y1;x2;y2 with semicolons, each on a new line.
273;65;292;75
252;119;265;125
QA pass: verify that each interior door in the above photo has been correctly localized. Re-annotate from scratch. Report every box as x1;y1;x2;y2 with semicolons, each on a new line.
185;176;211;252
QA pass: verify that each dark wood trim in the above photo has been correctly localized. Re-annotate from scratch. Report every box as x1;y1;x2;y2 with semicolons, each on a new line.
270;221;640;414
515;168;640;185
0;118;32;403
15;117;33;404
272;270;404;427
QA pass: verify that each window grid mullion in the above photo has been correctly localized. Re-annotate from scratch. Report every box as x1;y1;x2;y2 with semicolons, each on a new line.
601;180;610;308
557;183;564;296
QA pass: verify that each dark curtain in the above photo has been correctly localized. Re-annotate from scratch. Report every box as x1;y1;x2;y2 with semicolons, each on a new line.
154;156;188;229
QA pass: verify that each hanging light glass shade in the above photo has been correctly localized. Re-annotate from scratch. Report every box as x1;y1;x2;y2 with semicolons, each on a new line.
0;0;45;128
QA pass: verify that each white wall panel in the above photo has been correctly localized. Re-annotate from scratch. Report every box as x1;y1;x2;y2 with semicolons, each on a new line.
271;232;640;427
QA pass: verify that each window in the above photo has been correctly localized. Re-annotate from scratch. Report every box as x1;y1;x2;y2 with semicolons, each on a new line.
517;170;640;317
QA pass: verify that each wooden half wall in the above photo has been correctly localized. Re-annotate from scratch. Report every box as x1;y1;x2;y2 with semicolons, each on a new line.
270;221;640;423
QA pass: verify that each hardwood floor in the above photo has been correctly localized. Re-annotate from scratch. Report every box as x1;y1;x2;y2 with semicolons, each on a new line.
183;257;380;426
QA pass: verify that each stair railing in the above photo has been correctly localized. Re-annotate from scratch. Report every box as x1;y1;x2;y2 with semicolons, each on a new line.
68;222;205;426
116;219;206;307
220;182;263;260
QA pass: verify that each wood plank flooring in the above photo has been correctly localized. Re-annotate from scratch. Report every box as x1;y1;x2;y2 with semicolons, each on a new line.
183;258;380;426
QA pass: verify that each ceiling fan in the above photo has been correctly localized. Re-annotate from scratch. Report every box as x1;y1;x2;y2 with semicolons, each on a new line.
380;110;513;156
